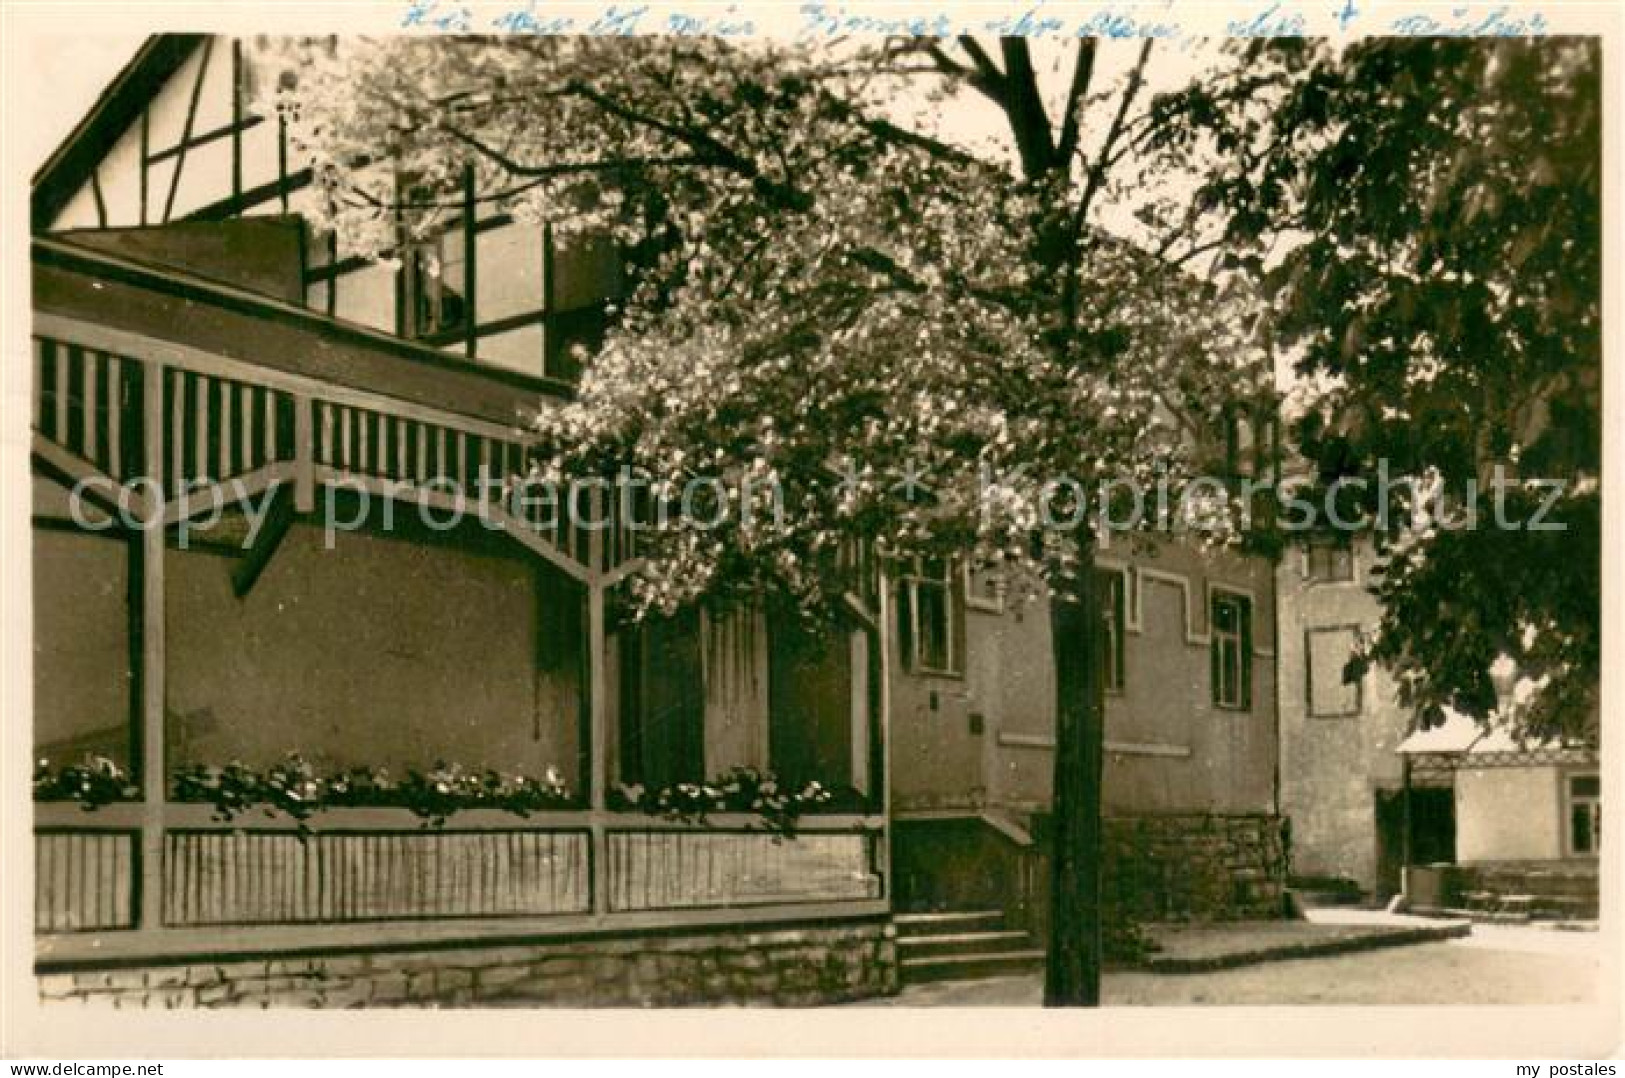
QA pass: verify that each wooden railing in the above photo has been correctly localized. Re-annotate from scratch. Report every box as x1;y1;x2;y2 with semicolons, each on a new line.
605;828;881;912
35;829;138;933
34;809;884;941
29;306;888;958
163;827;591;926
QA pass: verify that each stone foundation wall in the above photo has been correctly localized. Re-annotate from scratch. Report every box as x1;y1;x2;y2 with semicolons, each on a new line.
1104;814;1288;922
38;920;898;1007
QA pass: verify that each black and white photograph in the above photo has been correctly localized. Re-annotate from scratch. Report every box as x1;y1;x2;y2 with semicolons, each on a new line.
2;0;1618;1062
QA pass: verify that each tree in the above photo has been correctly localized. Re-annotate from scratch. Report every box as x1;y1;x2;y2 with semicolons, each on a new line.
1159;38;1600;741
271;35;1269;1005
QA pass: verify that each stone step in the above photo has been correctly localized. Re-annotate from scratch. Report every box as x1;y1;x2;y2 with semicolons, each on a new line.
894;910;1006;938
898;930;1034;959
900;948;1047;984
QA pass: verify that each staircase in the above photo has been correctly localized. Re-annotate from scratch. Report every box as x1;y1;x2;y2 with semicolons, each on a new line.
896;909;1045;984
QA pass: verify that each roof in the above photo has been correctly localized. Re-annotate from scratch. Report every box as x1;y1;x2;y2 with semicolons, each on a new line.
1398;706;1598;769
31;35;207;232
1395;709;1481;755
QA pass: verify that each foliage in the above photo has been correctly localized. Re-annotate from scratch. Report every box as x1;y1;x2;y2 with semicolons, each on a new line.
265;37;1272;622
1163;38;1601;739
610;766;841;839
270;34;1279;1007
32;756;139;809
170;755;576;828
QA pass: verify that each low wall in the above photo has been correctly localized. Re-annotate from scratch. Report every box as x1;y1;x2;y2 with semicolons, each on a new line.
37;919;898;1007
1104;814;1288;923
894;812;1289;933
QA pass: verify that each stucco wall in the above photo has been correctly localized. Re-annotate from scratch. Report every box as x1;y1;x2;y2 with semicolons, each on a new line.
1455;765;1564;863
165;521;582;785
1276;539;1409;891
890;537;1279;818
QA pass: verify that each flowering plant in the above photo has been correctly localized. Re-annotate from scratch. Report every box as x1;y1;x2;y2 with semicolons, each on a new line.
610;766;840;838
171;755;576;828
32;756;140;809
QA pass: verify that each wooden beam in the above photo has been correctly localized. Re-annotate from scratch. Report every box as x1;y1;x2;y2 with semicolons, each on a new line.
138;361;167;931
30;434;133;523
875;564;894;902
161;37;214;224
230;484;295;598
586;578;609;916
293;394;314;512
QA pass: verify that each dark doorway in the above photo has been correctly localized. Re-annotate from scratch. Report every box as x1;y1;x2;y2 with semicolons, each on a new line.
1409;786;1456;865
1376;784;1456;898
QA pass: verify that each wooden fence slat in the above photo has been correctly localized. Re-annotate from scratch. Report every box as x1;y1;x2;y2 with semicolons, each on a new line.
193;375;210;484
262;388;276;463
83;352;101;466
54;346;70;450
107;356;123;479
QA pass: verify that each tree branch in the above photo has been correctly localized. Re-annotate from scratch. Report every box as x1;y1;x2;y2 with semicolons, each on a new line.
1075;39;1154;224
561;80;814;212
957;37;1005;91
998;37;1058;178
1054;40;1099;168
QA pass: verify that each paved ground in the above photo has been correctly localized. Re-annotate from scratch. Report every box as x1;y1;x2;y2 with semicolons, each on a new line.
1142;916;1467;971
862;910;1603;1006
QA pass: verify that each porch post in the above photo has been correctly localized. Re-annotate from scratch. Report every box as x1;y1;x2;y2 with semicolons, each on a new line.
1400;755;1414;900
875;564;893;903
586;485;609;916
138;361;167;930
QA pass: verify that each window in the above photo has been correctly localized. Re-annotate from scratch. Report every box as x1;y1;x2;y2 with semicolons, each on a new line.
1098;569;1126;693
406;232;469;340
1224;405;1278;481
1306;539;1355;583
1568;773;1600;856
1307;626;1362;717
898;557;960;676
963;563;1005;614
1210;590;1253;710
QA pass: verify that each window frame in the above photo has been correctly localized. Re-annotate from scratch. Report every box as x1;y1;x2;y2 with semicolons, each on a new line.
962;562;1006;614
898;556;963;678
1305;624;1364;718
1304;538;1357;585
404;230;471;341
1566;771;1601;857
1209;588;1253;711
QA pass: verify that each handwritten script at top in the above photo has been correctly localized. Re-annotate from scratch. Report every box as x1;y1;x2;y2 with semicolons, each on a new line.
398;1;1550;39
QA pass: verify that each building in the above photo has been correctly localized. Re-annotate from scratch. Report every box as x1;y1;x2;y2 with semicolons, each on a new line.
1396;712;1600;919
889;530;1288;947
1277;534;1600;914
1276;536;1415;899
28;34;1288;1006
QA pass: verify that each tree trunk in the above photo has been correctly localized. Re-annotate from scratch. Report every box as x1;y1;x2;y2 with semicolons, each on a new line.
1044;552;1106;1006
